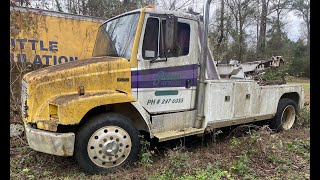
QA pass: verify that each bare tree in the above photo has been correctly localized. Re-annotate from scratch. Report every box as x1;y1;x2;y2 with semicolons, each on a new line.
145;0;157;5
256;0;270;58
264;0;291;56
10;0;30;7
269;0;291;37
54;0;63;12
226;0;256;62
217;0;225;47
157;0;194;10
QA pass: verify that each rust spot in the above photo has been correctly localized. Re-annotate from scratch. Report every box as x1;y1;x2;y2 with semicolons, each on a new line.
62;145;68;156
50;91;117;105
37;120;58;131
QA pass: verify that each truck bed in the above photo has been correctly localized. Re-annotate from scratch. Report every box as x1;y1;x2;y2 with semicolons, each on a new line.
203;79;304;128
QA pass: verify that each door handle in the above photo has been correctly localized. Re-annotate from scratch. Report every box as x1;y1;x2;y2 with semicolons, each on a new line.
186;79;191;89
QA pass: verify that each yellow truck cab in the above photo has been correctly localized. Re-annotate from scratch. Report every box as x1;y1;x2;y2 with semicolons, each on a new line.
21;2;304;174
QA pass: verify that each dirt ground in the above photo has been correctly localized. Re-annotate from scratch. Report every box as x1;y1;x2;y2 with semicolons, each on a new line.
10;80;310;179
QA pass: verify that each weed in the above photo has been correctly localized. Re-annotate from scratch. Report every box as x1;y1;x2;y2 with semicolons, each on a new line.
149;164;234;180
229;129;261;155
230;137;241;148
297;108;310;128
10;124;310;179
168;149;190;170
278;164;290;173
148;148;191;179
287;171;310;179
268;154;290;165
22;168;30;174
20;167;35;180
248;131;259;142
177;175;194;180
230;154;251;177
261;65;289;81
194;165;233;180
148;169;175;180
286;139;310;159
138;135;153;167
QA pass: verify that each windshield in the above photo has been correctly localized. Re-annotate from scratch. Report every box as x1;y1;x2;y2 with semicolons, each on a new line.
92;13;140;59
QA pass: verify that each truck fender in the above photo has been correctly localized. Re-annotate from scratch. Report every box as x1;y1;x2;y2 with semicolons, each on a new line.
47;91;136;125
130;101;154;138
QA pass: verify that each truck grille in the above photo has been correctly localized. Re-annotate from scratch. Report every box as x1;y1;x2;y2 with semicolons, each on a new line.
21;80;28;117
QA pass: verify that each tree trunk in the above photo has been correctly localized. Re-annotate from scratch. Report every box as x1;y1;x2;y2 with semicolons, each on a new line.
257;0;267;58
217;0;225;47
81;0;87;15
304;1;310;48
239;26;243;62
306;17;310;48
55;0;63;12
238;3;243;62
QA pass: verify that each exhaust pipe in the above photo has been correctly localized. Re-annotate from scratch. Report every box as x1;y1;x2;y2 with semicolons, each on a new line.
195;0;213;128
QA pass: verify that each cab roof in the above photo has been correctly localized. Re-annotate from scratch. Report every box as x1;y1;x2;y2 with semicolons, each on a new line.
103;6;201;24
144;7;200;20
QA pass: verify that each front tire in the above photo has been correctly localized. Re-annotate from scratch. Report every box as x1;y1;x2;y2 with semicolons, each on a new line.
75;113;141;174
270;98;298;132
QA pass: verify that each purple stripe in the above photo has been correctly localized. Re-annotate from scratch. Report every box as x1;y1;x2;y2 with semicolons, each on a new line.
131;64;197;76
132;79;197;88
131;64;198;88
133;69;194;81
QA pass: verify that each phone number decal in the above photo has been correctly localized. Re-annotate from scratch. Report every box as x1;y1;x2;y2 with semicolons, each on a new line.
146;98;184;105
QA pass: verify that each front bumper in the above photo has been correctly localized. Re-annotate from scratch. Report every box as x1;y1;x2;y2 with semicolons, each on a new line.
24;123;75;156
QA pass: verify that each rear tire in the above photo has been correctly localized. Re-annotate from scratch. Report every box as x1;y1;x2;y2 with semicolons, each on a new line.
270;98;298;132
74;113;140;174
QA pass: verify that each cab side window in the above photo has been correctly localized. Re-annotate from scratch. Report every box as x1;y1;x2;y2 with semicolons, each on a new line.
142;18;159;59
176;22;190;56
142;17;191;60
160;21;190;57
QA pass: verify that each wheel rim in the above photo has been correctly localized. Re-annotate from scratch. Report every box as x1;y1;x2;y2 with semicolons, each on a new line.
87;126;132;168
281;105;296;130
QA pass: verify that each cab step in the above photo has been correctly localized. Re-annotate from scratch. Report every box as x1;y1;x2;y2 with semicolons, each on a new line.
154;127;205;142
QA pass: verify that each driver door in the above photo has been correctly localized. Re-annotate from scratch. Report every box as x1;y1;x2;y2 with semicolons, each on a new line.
134;15;198;114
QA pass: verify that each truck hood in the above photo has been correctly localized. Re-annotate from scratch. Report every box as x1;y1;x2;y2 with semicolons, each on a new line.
22;56;132;123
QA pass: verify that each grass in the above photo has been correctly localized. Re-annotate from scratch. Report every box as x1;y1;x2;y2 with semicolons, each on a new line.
287;82;310;90
10;126;310;179
286;77;310;90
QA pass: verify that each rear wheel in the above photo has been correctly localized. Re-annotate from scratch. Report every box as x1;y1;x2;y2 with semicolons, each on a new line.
270;98;298;131
75;113;140;174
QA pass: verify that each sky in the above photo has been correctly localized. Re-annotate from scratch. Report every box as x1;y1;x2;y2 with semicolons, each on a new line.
31;0;305;42
158;0;305;42
285;11;304;41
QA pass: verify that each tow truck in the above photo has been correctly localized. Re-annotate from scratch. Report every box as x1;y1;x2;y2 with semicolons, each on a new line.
21;1;304;174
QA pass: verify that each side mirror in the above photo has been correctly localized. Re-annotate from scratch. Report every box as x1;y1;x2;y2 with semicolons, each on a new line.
165;14;177;55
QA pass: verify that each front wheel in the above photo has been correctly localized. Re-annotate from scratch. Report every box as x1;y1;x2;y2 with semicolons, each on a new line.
270;98;298;132
75;113;141;174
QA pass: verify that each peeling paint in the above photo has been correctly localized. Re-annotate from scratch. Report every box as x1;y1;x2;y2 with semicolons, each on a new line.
22;57;134;127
